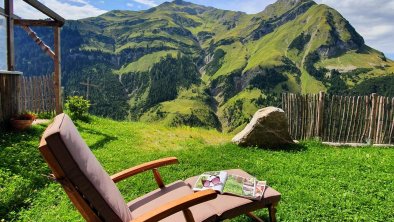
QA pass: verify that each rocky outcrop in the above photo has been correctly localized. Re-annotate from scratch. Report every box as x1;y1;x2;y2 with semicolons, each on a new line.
249;0;316;40
232;107;294;148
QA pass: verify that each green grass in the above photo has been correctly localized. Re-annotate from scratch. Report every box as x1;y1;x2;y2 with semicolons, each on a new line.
115;50;178;74
300;69;327;94
210;42;248;79
318;49;390;70
140;98;218;129
2;117;394;221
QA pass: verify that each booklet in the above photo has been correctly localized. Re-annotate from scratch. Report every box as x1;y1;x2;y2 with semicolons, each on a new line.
192;171;267;200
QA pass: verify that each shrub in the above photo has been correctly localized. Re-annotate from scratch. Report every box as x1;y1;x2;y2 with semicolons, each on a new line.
36;112;56;119
65;96;90;120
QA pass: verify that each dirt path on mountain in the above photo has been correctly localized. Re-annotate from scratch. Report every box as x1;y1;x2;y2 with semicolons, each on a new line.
301;28;319;68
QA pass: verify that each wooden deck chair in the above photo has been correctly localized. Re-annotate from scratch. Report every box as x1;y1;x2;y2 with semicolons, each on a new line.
39;114;280;222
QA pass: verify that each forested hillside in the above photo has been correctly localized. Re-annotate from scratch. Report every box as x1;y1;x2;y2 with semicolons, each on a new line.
14;0;394;132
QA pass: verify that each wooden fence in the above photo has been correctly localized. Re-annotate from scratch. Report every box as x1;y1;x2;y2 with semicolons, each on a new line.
0;72;22;124
282;92;394;144
19;74;56;114
1;73;55;126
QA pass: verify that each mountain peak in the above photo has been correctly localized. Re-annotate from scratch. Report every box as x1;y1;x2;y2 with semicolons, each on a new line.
260;0;315;18
172;0;190;6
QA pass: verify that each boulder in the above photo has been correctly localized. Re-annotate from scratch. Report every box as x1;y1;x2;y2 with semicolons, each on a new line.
232;107;294;148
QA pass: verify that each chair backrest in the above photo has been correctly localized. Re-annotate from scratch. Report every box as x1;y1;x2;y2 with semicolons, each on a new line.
39;114;132;222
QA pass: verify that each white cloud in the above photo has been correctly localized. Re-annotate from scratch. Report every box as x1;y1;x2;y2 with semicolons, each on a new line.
133;0;158;7
13;0;107;20
127;3;134;8
316;0;394;54
68;0;89;4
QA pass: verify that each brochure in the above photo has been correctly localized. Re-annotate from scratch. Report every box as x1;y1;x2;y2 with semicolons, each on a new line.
192;171;267;200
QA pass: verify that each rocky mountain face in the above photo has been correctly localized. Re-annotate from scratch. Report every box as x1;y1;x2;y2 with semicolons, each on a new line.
14;0;394;132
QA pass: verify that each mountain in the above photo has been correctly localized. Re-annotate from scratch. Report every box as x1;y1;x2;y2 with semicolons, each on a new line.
14;0;394;132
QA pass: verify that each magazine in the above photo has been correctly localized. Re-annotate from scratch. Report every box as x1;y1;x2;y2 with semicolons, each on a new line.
192;171;267;200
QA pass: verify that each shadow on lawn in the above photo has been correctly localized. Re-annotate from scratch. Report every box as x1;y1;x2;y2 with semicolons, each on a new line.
265;143;308;152
0;126;51;220
75;124;118;150
238;143;307;152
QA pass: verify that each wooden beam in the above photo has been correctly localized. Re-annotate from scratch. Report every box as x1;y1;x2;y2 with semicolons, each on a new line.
20;25;55;60
54;27;62;114
5;0;15;71
15;19;63;27
23;0;65;26
80;77;99;100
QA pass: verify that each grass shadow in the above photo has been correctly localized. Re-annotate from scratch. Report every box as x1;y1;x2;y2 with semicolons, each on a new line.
75;124;117;150
0;125;51;220
266;142;308;152
239;142;308;153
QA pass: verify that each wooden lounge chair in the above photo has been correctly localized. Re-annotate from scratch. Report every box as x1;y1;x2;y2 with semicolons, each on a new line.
39;114;281;222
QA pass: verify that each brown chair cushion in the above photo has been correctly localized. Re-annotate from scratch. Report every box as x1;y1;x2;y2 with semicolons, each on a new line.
184;169;281;220
42;114;132;222
128;181;218;222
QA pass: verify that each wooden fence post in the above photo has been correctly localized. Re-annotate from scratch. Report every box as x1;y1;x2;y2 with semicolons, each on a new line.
54;27;62;114
317;91;325;138
368;93;378;144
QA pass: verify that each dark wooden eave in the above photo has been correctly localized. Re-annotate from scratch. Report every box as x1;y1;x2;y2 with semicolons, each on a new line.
22;0;65;26
14;19;63;27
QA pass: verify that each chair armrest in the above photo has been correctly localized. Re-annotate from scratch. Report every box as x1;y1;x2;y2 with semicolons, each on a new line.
111;157;179;183
131;189;217;222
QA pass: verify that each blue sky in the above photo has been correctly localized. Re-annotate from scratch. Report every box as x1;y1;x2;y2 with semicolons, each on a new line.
10;0;394;60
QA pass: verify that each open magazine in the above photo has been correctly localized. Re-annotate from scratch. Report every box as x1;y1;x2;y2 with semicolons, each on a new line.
192;171;267;200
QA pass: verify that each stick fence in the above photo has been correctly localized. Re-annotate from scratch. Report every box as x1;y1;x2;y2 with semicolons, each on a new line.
19;74;56;114
282;92;394;145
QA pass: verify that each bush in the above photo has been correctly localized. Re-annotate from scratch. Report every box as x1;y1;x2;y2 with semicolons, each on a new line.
65;96;90;120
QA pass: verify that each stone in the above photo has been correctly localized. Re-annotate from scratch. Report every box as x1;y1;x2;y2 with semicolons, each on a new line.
232;106;295;148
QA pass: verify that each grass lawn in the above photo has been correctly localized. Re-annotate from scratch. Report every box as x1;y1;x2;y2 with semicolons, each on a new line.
1;116;394;221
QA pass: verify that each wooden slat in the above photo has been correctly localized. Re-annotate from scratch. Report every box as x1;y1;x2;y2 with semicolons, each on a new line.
357;95;364;142
344;96;350;142
363;95;369;143
375;96;382;143
296;93;299;139
352;96;361;142
383;97;390;144
14;19;63;27
369;94;378;143
328;95;335;141
389;98;394;144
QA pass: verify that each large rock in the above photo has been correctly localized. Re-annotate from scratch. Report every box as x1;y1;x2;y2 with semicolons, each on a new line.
232;107;294;148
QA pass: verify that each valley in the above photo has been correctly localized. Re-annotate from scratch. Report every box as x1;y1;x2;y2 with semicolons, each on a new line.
14;0;394;132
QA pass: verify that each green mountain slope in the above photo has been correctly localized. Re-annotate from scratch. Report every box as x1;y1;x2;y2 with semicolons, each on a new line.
14;0;394;132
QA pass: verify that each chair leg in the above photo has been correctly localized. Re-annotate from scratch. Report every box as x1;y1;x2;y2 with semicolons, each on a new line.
183;209;195;222
268;204;277;222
